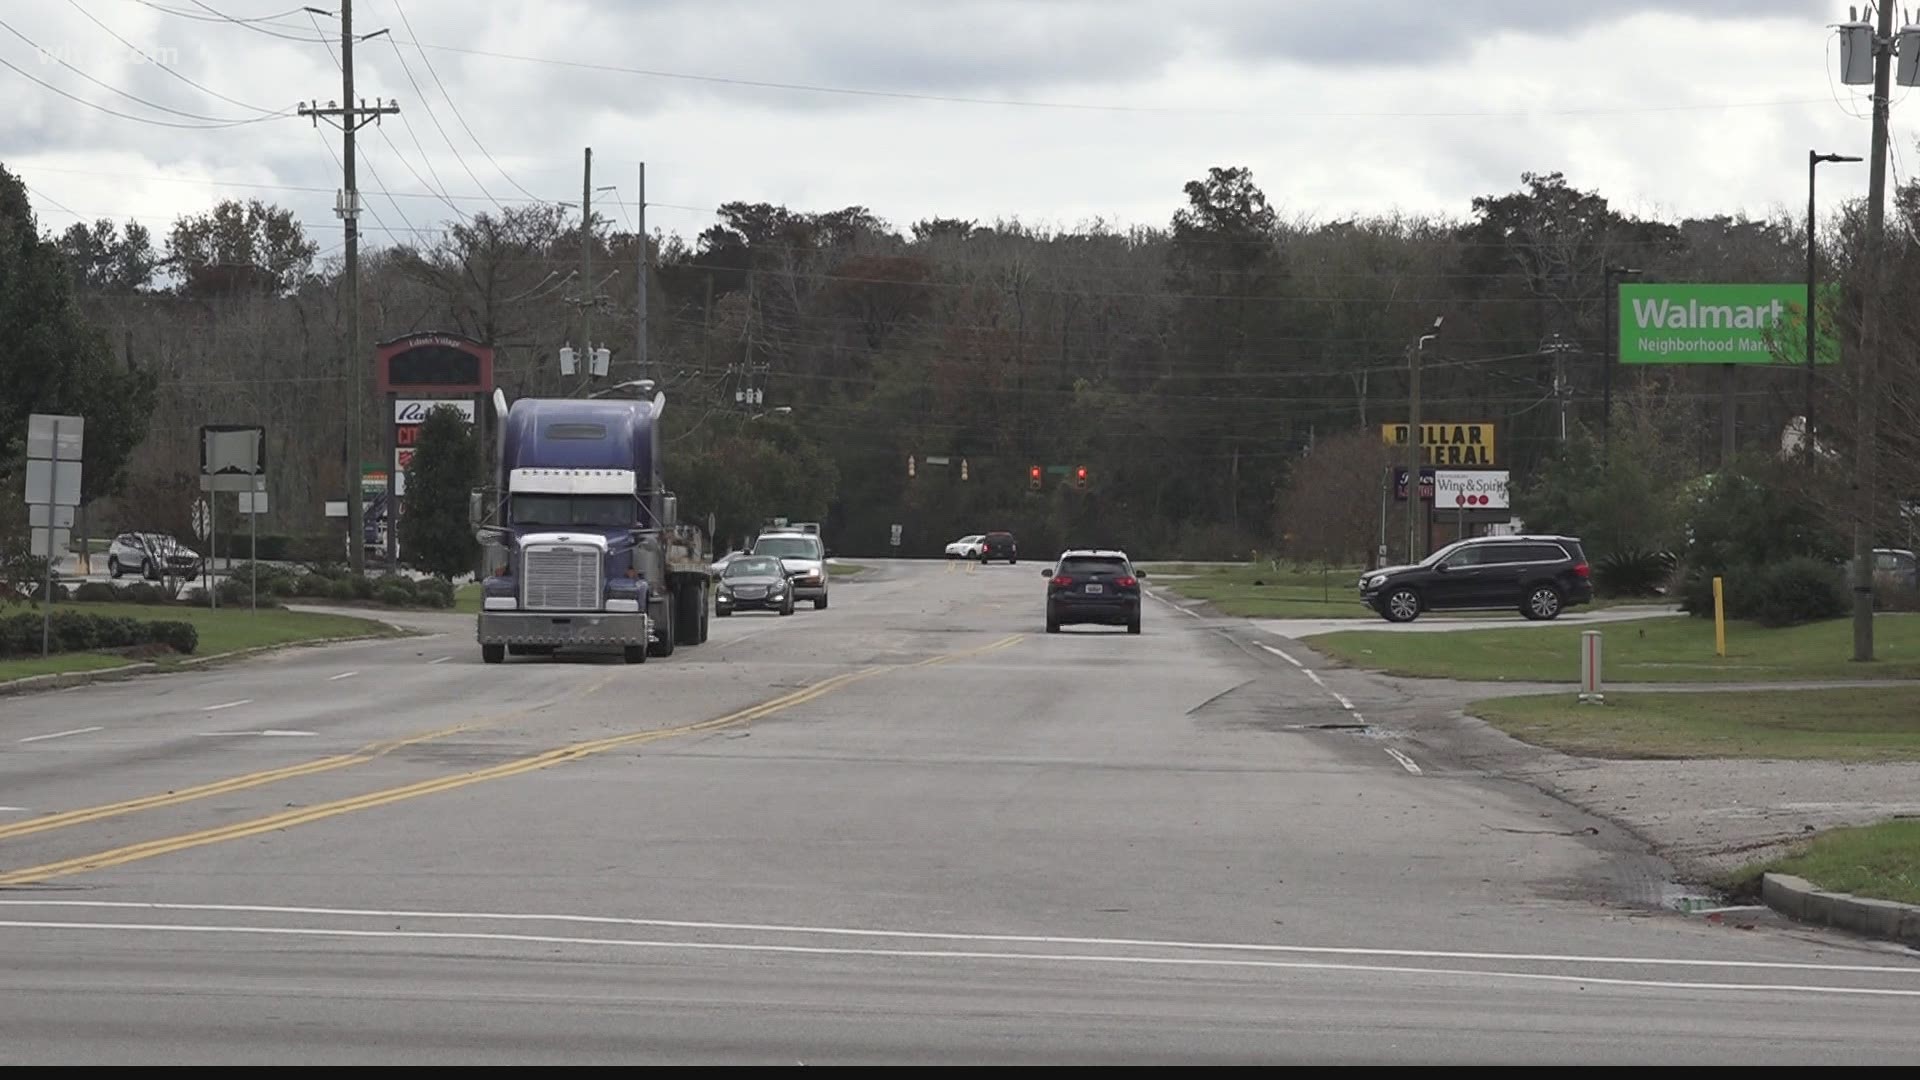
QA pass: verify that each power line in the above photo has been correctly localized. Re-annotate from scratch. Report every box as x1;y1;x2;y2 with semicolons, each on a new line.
345;5;502;213
0;18;292;125
387;0;546;204
65;0;282;115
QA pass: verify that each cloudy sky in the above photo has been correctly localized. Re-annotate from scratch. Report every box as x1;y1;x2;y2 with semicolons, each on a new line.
0;0;1901;254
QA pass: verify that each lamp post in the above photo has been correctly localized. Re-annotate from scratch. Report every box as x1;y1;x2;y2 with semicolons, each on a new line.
1404;316;1443;564
1806;150;1861;462
1601;264;1641;461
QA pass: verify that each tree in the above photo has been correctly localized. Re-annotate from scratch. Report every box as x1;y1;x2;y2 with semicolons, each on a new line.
1272;428;1395;567
398;405;479;579
166;198;317;295
0;166;158;507
55;218;157;292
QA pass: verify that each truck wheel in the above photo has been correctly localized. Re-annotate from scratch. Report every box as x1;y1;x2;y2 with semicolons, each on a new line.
650;596;677;657
814;593;828;610
697;585;711;642
623;644;647;664
481;644;505;664
674;579;703;645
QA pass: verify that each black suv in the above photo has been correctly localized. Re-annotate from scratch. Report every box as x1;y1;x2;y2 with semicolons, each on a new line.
1359;535;1592;623
981;530;1018;564
1044;549;1142;633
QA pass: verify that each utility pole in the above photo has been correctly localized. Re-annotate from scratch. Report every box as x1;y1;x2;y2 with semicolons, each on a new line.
1853;0;1894;662
1404;316;1443;564
581;147;593;362
1542;333;1578;443
300;0;398;576
1600;265;1641;464
636;162;649;382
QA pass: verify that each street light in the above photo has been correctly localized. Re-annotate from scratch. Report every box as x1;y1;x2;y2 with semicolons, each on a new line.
1601;264;1642;460
1404;315;1443;564
1806;150;1862;463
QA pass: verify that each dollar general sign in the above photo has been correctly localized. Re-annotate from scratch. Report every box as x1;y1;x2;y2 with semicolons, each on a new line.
1382;423;1496;466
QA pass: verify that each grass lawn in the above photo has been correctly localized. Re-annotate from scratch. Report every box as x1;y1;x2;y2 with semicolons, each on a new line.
1727;820;1920;906
829;561;869;577
455;582;481;613
1305;615;1920;683
1469;688;1920;762
0;602;400;685
1147;562;1369;618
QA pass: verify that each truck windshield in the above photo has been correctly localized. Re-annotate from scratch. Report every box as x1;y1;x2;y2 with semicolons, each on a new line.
510;494;633;527
752;536;821;559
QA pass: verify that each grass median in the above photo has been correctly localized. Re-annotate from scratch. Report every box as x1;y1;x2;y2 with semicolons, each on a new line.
0;602;401;685
1306;614;1920;683
1144;562;1366;618
1728;820;1920;906
1468;687;1920;762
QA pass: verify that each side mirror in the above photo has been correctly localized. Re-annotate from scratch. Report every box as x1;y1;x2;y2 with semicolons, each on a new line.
1434;563;1451;573
468;488;485;527
1039;567;1054;577
1135;569;1149;579
475;525;509;546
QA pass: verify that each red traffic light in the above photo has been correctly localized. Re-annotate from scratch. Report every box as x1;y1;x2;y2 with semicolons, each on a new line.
1030;466;1041;479
1076;466;1087;480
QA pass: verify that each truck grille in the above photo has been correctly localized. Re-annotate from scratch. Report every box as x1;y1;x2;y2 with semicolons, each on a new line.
522;545;601;611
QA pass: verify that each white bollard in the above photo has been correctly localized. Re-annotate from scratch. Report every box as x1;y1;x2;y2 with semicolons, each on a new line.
1578;629;1604;704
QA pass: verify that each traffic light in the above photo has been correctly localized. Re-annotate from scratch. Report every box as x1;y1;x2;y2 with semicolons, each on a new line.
1074;465;1088;490
960;458;969;481
1028;465;1042;491
907;455;916;478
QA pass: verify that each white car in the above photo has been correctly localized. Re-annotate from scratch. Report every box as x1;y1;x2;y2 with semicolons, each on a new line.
945;534;985;560
108;532;203;580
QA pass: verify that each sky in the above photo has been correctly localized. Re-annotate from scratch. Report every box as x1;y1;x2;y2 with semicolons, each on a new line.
0;0;1905;258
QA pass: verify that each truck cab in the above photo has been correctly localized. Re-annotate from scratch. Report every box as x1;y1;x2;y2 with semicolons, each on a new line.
474;392;711;664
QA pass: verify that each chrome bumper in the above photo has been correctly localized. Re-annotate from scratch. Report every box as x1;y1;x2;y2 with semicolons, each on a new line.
478;610;652;647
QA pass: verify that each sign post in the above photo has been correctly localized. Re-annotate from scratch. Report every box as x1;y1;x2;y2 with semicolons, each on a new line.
1579;630;1604;704
1713;576;1728;657
200;425;265;608
26;414;84;657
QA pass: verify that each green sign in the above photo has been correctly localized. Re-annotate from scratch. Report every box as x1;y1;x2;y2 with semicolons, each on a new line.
1618;283;1840;365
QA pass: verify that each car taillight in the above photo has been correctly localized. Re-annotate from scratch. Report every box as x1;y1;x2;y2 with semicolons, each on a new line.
1574;561;1591;578
1052;575;1072;587
1115;576;1137;588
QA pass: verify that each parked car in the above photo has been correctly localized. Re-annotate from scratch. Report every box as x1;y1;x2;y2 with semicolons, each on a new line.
980;530;1018;564
945;535;986;560
1873;548;1918;590
1043;548;1143;634
107;532;202;580
1359;534;1592;623
714;555;795;616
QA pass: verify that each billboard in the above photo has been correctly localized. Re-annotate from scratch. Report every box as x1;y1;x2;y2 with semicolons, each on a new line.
1383;423;1496;466
1435;469;1509;510
1618;283;1840;365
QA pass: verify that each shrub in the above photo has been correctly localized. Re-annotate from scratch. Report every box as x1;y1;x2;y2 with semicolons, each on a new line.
329;578;359;600
295;573;334;598
0;611;198;657
121;581;166;604
350;574;376;600
375;581;414;606
412;577;455;607
1681;559;1848;627
1595;548;1678;598
147;620;198;654
73;581;118;603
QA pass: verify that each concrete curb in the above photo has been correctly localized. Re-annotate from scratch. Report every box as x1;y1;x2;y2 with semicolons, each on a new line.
1760;873;1920;946
0;628;410;698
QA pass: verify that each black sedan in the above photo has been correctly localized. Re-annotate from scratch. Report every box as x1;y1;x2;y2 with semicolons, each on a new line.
715;555;796;616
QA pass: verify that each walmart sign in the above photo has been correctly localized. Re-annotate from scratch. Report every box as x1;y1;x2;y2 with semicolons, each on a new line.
1618;283;1839;365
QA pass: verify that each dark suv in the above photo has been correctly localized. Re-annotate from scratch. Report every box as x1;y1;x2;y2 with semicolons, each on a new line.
1044;549;1142;633
981;530;1018;564
1359;535;1591;623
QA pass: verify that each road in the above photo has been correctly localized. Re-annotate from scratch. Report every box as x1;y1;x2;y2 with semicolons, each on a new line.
1;559;1916;1064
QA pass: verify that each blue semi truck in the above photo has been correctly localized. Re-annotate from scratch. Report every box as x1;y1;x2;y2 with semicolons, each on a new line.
472;388;711;664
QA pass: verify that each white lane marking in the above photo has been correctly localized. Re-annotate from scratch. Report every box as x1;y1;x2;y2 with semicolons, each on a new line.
17;726;104;744
1258;642;1304;668
1147;589;1204;620
328;671;358;681
1303;669;1328;689
0;806;31;813
1386;747;1423;775
202;699;252;712
429;655;453;665
3;901;1916;977
1331;692;1356;711
0;919;1913;998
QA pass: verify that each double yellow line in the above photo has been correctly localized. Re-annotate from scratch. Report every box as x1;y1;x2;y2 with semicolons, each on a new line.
0;634;1023;887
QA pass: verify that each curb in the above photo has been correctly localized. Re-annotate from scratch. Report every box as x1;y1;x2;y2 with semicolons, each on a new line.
1760;872;1920;946
0;629;410;698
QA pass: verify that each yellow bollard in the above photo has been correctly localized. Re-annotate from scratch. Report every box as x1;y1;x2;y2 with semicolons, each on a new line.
1712;575;1727;657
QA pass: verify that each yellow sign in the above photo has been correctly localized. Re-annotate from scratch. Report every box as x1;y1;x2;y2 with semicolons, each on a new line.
1383;423;1496;466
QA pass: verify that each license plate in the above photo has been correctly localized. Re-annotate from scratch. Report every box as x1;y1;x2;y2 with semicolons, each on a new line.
1085;583;1104;594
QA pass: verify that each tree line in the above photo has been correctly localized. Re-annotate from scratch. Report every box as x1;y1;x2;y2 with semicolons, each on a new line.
3;160;1913;569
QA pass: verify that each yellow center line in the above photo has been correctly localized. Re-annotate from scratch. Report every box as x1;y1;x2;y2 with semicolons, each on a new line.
0;671;622;844
0;636;1028;887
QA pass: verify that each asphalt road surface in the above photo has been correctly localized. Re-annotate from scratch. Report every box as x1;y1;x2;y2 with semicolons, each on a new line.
2;560;1916;1064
